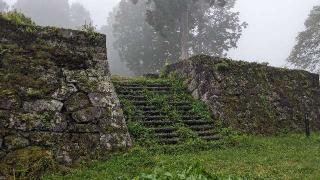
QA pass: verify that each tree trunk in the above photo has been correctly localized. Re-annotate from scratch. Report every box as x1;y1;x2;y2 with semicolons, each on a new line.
180;7;189;60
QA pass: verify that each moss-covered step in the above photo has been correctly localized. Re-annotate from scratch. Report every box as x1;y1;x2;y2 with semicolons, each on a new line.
112;76;220;145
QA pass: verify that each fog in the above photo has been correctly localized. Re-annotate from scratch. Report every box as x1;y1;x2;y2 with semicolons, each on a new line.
228;0;320;67
3;0;320;74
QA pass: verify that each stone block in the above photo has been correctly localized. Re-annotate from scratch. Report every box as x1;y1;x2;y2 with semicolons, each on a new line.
65;92;90;112
23;100;63;112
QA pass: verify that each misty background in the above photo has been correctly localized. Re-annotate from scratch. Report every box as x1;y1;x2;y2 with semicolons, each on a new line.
2;0;320;75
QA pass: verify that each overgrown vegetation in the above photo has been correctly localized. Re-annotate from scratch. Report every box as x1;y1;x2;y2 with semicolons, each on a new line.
44;134;320;179
112;74;227;147
0;10;35;25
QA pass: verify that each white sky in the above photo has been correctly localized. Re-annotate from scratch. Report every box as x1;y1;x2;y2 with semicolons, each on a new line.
229;0;320;67
4;0;320;68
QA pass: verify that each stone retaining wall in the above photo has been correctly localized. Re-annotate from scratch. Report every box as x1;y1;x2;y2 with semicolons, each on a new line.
166;55;320;134
0;17;131;177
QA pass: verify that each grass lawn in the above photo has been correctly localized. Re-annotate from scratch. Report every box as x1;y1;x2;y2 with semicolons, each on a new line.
44;134;320;179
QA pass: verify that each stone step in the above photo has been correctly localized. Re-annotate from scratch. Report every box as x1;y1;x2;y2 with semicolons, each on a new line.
155;132;179;139
131;101;191;106
189;125;215;131
151;127;176;133
151;125;215;133
183;120;213;126
144;120;174;126
136;115;203;121
116;86;171;91
143;110;168;116
137;105;192;111
144;120;213;127
119;95;147;100
158;138;180;144
117;90;171;95
155;131;218;139
142;110;196;116
114;83;171;88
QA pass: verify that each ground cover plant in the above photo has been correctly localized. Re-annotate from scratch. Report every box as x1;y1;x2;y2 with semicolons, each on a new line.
43;75;320;179
44;133;320;179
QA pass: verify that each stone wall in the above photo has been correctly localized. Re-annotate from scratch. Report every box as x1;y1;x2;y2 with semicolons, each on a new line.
0;17;131;177
166;55;320;134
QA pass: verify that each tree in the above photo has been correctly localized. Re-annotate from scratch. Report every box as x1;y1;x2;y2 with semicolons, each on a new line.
0;0;8;12
70;2;92;28
13;0;92;29
288;6;320;74
113;0;246;75
113;0;180;75
132;0;235;59
100;6;134;76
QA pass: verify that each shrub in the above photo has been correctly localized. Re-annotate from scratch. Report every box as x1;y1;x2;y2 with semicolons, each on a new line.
0;10;35;25
216;61;230;71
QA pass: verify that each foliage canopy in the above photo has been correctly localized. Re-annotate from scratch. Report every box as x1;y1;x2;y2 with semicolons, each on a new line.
112;0;247;75
288;6;320;74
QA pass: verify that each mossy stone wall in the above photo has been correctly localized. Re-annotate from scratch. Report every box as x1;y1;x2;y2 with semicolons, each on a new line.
0;17;131;178
166;55;320;135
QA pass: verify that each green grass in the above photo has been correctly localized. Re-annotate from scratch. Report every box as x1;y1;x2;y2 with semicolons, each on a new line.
44;134;320;179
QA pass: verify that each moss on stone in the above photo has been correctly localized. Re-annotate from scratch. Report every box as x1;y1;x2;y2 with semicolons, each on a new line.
0;16;130;178
0;43;60;100
4;134;30;150
166;55;320;134
0;88;20;110
0;146;54;179
65;92;90;112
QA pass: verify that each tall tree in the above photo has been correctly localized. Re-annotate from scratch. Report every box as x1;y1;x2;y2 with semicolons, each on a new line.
113;0;180;75
132;0;235;59
288;6;320;74
70;2;92;28
113;0;246;75
100;6;134;76
0;0;8;12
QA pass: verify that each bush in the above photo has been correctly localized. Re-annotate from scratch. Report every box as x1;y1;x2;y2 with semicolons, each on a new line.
216;61;230;71
0;10;35;25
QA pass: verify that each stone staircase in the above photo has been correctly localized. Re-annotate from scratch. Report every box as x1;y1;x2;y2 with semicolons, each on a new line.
113;77;220;144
